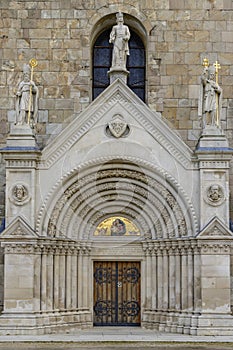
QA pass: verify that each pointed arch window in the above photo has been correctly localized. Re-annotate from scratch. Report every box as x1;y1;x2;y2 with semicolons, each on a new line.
93;28;145;101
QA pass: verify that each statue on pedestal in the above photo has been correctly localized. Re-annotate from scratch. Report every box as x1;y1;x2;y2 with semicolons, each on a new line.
109;12;130;70
15;60;38;127
198;59;222;129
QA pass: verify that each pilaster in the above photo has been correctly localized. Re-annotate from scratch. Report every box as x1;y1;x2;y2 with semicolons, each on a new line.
195;128;233;229
196;218;233;335
0;124;40;229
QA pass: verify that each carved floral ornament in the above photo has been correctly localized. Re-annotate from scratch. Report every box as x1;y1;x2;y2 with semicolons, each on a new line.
107;114;129;138
10;183;30;206
204;183;225;206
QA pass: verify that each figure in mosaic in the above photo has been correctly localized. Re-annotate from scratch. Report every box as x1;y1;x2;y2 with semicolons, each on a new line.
109;12;130;69
15;63;38;127
111;218;126;236
199;61;222;128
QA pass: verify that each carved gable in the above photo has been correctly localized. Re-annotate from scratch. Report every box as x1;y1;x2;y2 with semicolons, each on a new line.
197;216;233;239
0;216;38;239
41;79;193;170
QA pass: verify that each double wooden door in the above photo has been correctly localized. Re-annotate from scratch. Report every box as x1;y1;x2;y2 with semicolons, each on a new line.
93;261;141;326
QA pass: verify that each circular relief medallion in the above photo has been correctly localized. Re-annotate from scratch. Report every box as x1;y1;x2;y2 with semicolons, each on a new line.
205;184;225;206
10;183;30;205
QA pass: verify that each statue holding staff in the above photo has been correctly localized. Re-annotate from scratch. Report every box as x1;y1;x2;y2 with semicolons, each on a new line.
15;59;38;127
198;58;222;129
109;12;130;69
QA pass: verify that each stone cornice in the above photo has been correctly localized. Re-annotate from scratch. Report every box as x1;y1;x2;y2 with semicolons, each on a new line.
1;238;92;255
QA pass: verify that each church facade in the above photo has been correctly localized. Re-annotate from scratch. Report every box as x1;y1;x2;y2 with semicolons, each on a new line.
0;0;233;336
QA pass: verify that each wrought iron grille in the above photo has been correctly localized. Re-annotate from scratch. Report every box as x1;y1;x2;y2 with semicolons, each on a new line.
93;261;141;326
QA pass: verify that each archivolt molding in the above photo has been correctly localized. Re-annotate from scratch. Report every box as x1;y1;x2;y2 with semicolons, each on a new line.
36;156;198;240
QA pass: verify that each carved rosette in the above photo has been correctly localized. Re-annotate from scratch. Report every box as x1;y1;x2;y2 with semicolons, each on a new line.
10;183;30;206
204;184;225;206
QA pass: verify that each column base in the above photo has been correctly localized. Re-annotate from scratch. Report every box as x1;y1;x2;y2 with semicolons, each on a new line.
195;314;233;336
0;310;92;335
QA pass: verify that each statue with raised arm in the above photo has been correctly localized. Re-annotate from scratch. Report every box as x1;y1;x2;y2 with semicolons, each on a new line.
15;62;38;127
198;60;222;129
109;12;130;70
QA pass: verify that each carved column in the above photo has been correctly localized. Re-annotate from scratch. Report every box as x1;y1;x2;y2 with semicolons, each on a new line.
53;246;60;311
40;245;47;311
157;246;163;310
151;244;157;310
59;244;66;310
181;245;188;310
66;246;72;310
169;244;176;311
34;245;41;311
46;246;54;311
175;245;181;311
145;243;152;310
187;245;194;312
77;246;83;309
71;247;78;310
193;244;201;312
82;243;91;310
162;245;168;310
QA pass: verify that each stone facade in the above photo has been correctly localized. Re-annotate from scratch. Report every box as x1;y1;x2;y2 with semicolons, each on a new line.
0;0;233;336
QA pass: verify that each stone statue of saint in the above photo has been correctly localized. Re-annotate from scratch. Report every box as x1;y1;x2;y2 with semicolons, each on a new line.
198;65;222;128
15;64;39;127
109;12;130;69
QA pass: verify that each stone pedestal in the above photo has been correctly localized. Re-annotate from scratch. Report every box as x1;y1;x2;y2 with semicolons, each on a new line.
108;67;129;84
7;124;37;149
198;126;229;149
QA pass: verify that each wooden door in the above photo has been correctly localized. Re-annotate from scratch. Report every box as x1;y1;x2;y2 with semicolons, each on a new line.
93;261;141;326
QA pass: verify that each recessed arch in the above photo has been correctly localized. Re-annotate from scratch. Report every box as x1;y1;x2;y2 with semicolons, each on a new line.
37;157;198;241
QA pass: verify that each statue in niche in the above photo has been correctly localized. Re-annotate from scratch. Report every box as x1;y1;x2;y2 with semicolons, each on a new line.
15;63;38;127
198;62;222;129
109;12;130;69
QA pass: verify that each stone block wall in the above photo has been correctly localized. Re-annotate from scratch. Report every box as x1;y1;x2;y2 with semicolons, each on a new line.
0;1;233;217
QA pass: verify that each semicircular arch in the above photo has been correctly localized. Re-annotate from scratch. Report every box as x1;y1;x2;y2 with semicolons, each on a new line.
37;157;198;241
